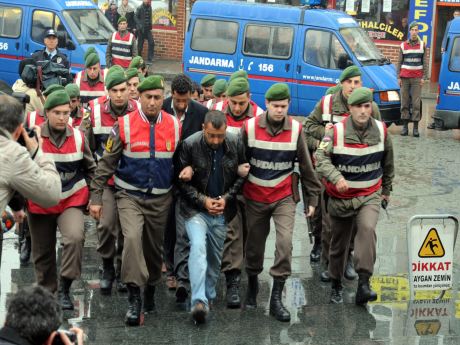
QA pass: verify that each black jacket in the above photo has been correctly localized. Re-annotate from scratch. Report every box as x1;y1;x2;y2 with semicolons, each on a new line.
0;327;34;345
135;3;152;32
105;9;120;29
178;131;246;223
31;48;69;70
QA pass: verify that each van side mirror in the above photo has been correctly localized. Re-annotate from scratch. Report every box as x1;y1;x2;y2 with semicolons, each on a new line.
338;53;353;70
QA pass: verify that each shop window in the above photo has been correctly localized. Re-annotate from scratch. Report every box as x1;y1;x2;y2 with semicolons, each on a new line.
243;24;293;59
152;0;177;29
449;37;460;72
191;19;238;54
336;0;410;42
304;30;348;69
0;6;22;38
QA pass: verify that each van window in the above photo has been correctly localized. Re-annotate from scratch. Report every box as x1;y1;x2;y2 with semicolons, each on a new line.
449;37;460;72
243;25;293;59
304;30;347;69
0;6;22;38
31;10;70;44
191;19;238;54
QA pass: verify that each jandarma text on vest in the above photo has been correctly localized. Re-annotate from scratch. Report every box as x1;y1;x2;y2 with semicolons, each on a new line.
337;162;381;173
250;158;293;170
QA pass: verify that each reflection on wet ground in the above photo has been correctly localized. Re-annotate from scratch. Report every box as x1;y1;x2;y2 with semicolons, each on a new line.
0;99;459;344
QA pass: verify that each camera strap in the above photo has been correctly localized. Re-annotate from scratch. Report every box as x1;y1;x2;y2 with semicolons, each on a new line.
36;66;45;105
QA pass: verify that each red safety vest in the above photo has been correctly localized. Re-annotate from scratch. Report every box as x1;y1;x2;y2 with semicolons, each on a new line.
213;100;263;135
26;110;46;128
111;31;135;68
320;94;348;123
74;69;107;105
243;115;300;203
400;39;424;79
28;126;88;214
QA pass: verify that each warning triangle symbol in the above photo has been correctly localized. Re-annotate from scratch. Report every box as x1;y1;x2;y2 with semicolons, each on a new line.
414;320;441;336
418;228;445;258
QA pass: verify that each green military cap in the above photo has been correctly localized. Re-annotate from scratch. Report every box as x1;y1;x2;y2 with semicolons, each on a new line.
44;89;70;110
118;16;127;24
265;83;290;101
339;65;362;83
409;21;418;29
65;83;80;99
129;56;144;69
226;77;249;97
105;66;127;90
137;75;165;92
230;70;248;81
125;68;139;80
212;79;227;96
326;84;342;95
85;52;100;68
200;74;216;87
84;47;97;61
43;84;65;97
138;73;146;82
347;87;373;106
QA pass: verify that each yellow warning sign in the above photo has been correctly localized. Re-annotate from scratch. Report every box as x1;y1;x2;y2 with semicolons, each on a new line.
418;228;445;258
414;320;441;336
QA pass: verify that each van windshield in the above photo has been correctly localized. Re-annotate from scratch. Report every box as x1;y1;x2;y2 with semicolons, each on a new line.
63;9;113;44
340;27;390;66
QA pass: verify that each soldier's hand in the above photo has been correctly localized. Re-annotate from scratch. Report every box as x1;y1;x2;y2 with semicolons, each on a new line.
381;194;390;202
12;210;25;224
335;178;349;193
305;205;315;218
325;123;334;131
179;166;194;182
237;163;250;178
420;79;425;86
89;204;102;220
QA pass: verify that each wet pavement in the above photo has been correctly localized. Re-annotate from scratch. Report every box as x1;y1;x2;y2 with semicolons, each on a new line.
1;98;460;344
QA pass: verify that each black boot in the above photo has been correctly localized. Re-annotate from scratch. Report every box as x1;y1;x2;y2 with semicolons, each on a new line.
143;285;155;313
269;279;290;322
59;277;74;310
126;284;142;326
344;252;357;280
413;121;420;137
115;268;127;293
100;258;115;295
245;274;259;308
19;236;31;265
320;270;331;282
401;120;409;136
225;270;241;308
309;239;321;263
330;279;343;304
355;274;377;305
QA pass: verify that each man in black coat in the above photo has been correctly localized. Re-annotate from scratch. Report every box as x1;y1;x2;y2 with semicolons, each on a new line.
105;1;121;29
135;0;154;62
162;73;208;301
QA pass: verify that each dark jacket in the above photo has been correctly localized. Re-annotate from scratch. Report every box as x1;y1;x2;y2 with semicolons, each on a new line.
178;131;246;223
105;9;120;29
0;327;34;345
31;48;69;70
135;3;152;32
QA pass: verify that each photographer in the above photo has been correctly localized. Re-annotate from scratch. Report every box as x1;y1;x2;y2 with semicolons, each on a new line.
0;285;84;345
12;58;44;114
0;94;61;215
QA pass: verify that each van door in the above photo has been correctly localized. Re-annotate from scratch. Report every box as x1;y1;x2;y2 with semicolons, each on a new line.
237;22;296;113
439;35;460;111
295;27;351;116
0;4;25;86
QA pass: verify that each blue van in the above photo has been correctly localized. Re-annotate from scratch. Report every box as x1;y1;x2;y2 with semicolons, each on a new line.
434;17;460;130
0;0;113;86
183;1;401;124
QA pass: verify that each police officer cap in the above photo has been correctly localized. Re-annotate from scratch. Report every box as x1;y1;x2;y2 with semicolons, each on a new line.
230;70;248;81
200;74;216;87
118;16;127;25
339;65;362;83
85;52;100;68
125;68;139;80
212;79;227;96
65;83;80;99
326;84;342;95
409;21;419;29
265;83;290;101
44;90;70;110
129;56;144;69
226;77;249;97
137;75;165;92
43;84;65;97
84;47;97;61
105;66;128;90
347;87;373;106
45;29;57;38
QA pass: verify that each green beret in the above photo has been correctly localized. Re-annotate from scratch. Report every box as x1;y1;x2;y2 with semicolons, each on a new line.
118;16;127;24
200;74;216;87
105;67;127;90
84;47;97;61
212;79;227;96
85;52;100;68
226;77;249;97
125;68;139;80
230;70;248;81
44;90;70;110
265;83;290;101
129;56;144;69
137;75;165;92
409;21;418;29
326;84;342;95
347;87;373;106
65;84;80;99
43;84;65;97
138;73;146;82
339;65;362;83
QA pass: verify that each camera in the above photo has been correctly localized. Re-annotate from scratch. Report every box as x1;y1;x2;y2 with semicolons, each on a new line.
52;330;77;345
11;92;36;147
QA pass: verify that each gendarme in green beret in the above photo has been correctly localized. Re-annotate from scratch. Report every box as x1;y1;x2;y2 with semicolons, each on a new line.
44;89;70;110
125;68;139;80
200;74;216;87
339;65;362;83
212;79;227;96
84;47;97;61
409;21;418;30
265;83;290;101
226;77;249;97
65;84;80;99
43;84;65;97
347;87;373;106
230;70;248;81
118;16;127;24
137;75;165;92
105;67;127;90
129;56;144;69
326;84;342;95
85;52;100;68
